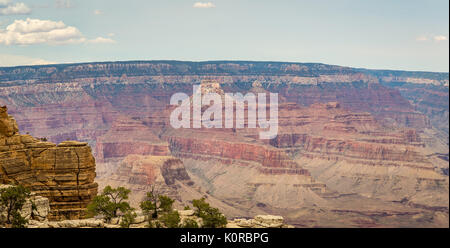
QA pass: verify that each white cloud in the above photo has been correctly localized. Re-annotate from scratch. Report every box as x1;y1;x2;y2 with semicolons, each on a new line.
0;18;85;45
0;18;116;45
94;9;102;15
0;1;31;15
433;35;448;42
0;54;55;67
87;37;115;44
193;2;215;8
7;18;66;33
417;35;448;43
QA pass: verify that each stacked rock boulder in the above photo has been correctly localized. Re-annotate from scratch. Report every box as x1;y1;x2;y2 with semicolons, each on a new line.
0;106;98;220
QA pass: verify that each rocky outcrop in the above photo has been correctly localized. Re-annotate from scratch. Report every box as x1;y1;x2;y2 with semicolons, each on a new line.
0;107;19;138
0;106;98;220
227;215;293;228
96;155;194;207
114;155;192;187
24;209;290;228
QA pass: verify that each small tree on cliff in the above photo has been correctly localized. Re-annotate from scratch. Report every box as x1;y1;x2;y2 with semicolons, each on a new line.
159;209;181;228
192;198;227;228
86;185;132;222
140;187;158;220
140;185;180;227
140;185;176;219
0;184;30;228
120;208;137;228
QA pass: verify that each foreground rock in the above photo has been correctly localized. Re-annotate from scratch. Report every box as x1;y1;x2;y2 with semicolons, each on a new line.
25;210;290;228
0;106;98;220
227;215;293;228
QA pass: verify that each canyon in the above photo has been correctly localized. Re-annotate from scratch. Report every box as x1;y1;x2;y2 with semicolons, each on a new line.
0;61;448;227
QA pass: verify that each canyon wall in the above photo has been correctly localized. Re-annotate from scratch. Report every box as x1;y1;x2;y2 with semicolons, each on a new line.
0;61;448;227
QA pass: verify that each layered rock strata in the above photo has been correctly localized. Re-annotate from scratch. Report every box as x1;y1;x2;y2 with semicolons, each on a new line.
0;106;98;220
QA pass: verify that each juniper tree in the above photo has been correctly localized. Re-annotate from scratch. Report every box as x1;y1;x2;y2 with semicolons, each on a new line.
86;185;132;222
192;197;227;228
0;185;30;228
140;185;175;219
160;210;180;228
120;208;137;228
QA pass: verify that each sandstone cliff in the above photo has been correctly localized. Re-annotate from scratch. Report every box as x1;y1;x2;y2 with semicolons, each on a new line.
0;106;98;220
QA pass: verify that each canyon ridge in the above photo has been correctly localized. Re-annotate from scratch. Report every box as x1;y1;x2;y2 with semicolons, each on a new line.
0;61;448;227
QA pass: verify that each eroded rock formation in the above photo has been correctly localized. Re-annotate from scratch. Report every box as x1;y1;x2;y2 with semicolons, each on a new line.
0;106;98;220
97;155;194;207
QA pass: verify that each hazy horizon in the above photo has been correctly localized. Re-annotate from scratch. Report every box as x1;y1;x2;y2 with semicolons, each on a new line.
0;59;449;74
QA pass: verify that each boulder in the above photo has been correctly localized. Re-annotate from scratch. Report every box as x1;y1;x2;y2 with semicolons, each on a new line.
254;215;284;228
178;210;195;217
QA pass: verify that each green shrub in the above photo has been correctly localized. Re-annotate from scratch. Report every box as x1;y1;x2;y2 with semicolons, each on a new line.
120;209;137;228
140;191;158;220
159;195;175;213
0;185;31;228
160;210;180;228
181;218;199;228
140;189;175;220
192;198;227;228
86;186;132;222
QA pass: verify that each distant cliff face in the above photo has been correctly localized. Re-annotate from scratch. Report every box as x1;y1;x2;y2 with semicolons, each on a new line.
0;61;446;135
0;106;98;221
380;80;449;136
0;61;447;83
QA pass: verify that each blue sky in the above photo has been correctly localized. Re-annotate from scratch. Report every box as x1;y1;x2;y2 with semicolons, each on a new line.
0;0;448;72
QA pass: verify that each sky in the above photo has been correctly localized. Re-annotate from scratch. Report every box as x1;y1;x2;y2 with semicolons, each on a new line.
0;0;448;72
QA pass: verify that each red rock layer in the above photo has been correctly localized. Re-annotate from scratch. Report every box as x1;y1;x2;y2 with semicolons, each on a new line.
95;116;170;162
269;102;434;170
166;134;310;176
